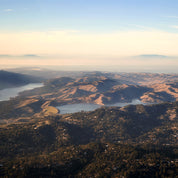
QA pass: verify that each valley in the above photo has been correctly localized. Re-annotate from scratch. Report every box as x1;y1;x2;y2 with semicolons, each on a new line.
0;70;177;177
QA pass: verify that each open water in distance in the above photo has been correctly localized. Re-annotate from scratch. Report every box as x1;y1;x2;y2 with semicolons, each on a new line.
0;83;43;101
57;99;144;114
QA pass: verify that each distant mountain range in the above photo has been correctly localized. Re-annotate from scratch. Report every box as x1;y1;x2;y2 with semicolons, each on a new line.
137;54;169;58
0;54;40;58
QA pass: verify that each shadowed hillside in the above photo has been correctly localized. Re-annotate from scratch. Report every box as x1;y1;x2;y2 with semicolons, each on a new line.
0;70;42;90
0;101;177;177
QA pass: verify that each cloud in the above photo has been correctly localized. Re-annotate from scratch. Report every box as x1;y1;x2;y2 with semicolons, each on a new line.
0;29;177;73
3;9;13;12
1;29;178;56
171;25;178;29
0;29;178;69
129;24;155;31
165;16;178;19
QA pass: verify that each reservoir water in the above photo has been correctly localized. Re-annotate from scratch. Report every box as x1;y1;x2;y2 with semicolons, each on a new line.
0;83;43;101
57;99;144;114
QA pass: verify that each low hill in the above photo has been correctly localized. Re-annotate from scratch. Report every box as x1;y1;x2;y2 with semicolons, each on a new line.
0;101;177;177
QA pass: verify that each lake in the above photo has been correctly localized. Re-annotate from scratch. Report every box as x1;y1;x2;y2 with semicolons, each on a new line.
57;99;144;114
0;83;43;101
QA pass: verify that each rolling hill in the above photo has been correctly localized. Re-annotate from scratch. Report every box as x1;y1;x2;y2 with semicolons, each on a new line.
0;71;177;177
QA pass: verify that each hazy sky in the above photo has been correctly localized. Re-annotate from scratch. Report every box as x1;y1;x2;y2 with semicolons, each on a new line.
0;0;178;72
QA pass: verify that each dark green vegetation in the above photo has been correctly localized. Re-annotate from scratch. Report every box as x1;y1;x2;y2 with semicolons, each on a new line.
0;97;46;119
0;101;177;177
0;72;177;177
0;142;177;178
0;70;42;90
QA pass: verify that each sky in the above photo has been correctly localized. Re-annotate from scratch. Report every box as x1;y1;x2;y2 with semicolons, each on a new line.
0;0;178;72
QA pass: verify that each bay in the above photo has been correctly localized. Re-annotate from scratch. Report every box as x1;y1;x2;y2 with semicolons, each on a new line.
0;83;43;101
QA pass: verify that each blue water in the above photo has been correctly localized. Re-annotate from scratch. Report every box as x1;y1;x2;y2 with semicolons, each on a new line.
0;83;43;101
57;99;144;114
